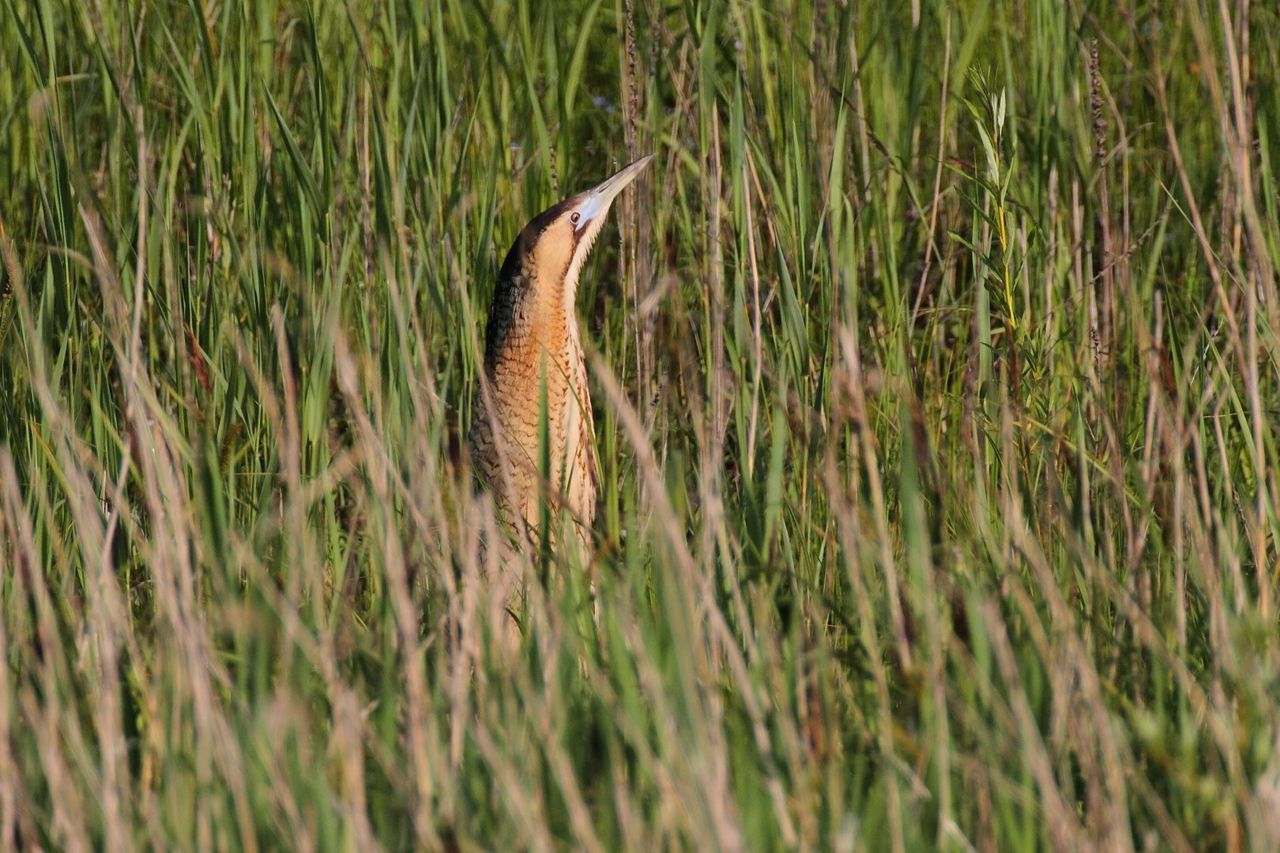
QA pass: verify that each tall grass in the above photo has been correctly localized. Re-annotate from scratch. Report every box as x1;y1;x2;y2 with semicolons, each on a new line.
2;0;1279;848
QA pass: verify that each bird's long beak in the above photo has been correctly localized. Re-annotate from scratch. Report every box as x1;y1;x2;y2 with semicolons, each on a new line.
573;154;654;230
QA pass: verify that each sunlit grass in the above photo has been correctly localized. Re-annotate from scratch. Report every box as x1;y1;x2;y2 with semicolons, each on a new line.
2;0;1279;848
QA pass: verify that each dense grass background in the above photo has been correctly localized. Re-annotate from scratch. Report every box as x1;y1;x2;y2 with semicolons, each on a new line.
2;0;1280;848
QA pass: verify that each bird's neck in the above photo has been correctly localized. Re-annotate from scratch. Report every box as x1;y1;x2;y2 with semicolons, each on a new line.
559;264;586;359
531;267;583;364
514;270;586;384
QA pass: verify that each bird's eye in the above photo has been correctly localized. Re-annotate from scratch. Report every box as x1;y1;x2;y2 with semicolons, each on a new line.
570;212;581;225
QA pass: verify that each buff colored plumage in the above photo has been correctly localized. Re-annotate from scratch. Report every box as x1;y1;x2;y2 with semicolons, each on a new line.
471;155;652;547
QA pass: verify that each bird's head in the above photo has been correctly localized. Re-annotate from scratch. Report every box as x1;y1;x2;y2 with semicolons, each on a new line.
499;155;654;303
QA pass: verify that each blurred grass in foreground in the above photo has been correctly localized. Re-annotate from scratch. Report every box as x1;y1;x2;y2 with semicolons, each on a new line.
2;0;1280;849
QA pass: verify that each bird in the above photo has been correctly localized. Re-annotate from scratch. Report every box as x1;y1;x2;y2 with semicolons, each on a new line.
470;154;653;550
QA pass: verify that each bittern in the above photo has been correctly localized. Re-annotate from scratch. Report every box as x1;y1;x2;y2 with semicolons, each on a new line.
471;155;653;547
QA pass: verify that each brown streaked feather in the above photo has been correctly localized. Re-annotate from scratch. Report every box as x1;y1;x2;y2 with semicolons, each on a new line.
471;210;596;545
472;157;650;553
